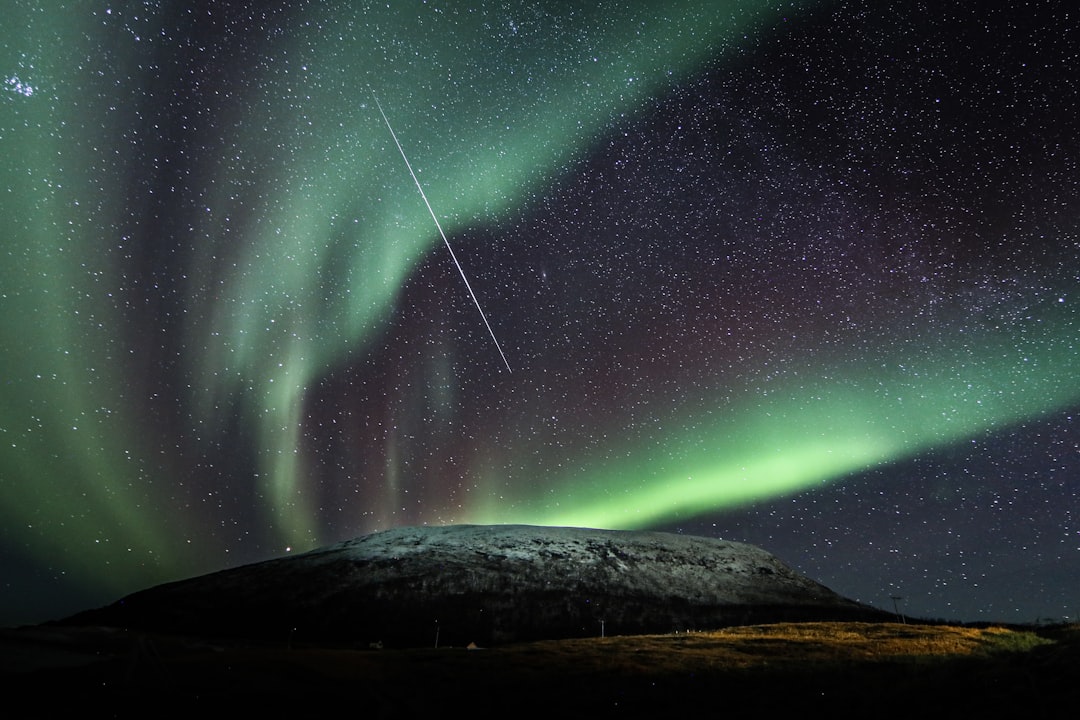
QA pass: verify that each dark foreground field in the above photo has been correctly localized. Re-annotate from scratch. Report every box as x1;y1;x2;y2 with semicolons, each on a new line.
2;621;1077;717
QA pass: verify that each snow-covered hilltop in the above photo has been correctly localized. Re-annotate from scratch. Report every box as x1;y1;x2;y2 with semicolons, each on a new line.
60;525;889;646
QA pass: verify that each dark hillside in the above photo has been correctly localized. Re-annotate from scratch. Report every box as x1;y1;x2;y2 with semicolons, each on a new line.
58;525;890;646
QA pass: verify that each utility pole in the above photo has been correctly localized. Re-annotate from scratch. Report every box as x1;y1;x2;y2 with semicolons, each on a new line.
890;596;906;624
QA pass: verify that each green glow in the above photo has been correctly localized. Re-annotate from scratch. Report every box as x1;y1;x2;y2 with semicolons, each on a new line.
0;7;192;593
0;0;796;588
476;298;1080;529
4;0;1078;614
178;1;794;546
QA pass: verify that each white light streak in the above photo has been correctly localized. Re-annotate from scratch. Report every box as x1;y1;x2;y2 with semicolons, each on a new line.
370;89;512;374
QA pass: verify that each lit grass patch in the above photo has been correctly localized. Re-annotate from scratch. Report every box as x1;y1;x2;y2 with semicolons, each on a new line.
503;622;1057;672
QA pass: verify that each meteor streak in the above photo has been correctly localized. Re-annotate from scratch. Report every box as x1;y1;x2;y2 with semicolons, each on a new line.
370;89;512;373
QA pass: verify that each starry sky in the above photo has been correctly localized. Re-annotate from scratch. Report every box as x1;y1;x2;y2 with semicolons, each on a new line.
2;0;1078;627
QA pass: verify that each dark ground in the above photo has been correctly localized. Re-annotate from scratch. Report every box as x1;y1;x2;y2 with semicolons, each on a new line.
1;622;1077;718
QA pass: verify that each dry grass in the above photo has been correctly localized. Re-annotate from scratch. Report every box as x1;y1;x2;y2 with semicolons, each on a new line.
4;622;1073;716
476;621;1050;674
131;620;1053;682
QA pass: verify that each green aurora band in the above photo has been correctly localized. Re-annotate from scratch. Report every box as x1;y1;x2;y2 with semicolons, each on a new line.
1;1;1078;605
189;1;802;546
0;1;797;589
472;296;1079;528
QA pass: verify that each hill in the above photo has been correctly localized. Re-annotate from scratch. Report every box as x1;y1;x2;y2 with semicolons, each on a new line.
56;524;890;646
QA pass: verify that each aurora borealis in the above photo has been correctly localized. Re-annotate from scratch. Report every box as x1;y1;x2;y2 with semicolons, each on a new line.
2;0;1078;626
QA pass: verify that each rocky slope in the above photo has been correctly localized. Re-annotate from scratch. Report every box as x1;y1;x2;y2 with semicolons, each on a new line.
59;525;890;646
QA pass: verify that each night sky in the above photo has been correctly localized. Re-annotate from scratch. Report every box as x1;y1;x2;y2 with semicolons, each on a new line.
2;0;1078;627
